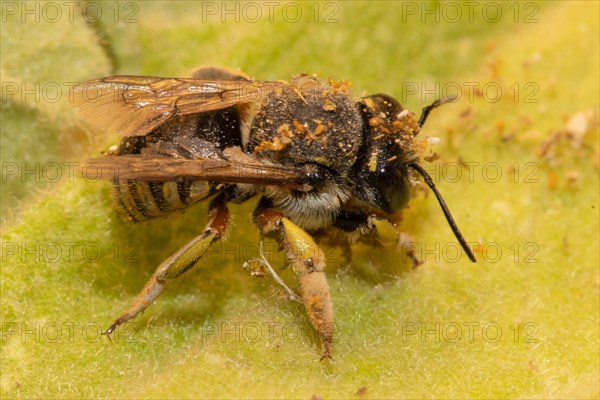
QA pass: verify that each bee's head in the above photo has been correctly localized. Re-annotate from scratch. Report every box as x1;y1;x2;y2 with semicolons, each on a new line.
354;94;476;262
355;94;421;213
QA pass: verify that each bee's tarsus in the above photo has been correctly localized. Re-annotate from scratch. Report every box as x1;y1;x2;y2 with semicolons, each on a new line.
320;340;333;362
103;317;126;340
102;327;115;341
410;253;423;269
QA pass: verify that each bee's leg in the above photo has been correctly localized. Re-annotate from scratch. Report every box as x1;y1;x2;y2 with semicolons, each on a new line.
104;195;230;336
368;216;422;268
398;232;421;268
253;203;334;360
333;212;421;268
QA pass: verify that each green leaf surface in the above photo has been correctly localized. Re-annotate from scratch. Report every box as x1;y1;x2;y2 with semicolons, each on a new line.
1;1;598;398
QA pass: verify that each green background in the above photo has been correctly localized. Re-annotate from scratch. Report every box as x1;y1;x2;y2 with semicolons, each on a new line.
1;1;598;398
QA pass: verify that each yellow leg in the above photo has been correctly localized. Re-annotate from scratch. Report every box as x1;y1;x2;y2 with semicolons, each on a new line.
371;217;421;267
281;218;335;360
104;197;230;336
254;204;334;359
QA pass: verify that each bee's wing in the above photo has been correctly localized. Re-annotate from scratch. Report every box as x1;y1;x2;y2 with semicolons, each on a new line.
83;148;311;191
72;76;283;137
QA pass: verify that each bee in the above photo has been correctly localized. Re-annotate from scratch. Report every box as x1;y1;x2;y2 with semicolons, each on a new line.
73;66;476;359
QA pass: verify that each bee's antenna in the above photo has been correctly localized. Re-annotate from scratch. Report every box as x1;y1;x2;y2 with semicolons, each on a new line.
409;162;476;262
417;96;457;129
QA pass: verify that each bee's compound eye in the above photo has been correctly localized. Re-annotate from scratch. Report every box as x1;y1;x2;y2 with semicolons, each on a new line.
375;169;410;212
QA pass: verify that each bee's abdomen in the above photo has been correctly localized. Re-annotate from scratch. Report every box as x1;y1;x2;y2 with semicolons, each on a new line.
113;179;213;222
110;111;240;222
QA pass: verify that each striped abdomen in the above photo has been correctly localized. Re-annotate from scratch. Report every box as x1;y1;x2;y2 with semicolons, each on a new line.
112;108;242;222
113;179;214;222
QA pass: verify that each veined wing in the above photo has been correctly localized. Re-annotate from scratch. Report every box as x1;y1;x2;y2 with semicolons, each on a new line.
72;76;284;137
82;148;312;191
